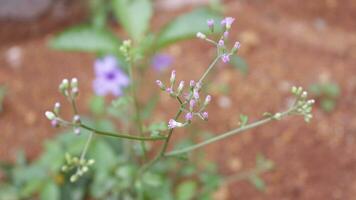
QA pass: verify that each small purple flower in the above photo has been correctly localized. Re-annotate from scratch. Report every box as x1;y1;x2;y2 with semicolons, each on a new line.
218;39;225;47
166;87;173;94
168;119;183;129
156;80;165;90
151;54;173;72
93;55;130;96
223;31;229;39
51;119;59;128
221;54;230;63
221;17;235;29
207;19;214;31
234;41;241;50
202;112;209;120
185;112;193;121
189;80;195;88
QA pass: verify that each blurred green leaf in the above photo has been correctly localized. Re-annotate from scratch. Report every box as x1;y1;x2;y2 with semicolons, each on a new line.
321;98;336;112
155;8;222;49
140;95;158;120
40;180;60;200
239;114;248;127
323;83;340;98
146;121;167;137
175;180;197;200
230;55;248;75
112;0;152;42
49;25;120;53
89;95;106;115
248;175;265;191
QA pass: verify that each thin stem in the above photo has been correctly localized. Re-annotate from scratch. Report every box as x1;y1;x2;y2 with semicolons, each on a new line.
165;109;294;156
198;56;221;84
128;62;147;159
79;132;94;162
80;124;166;141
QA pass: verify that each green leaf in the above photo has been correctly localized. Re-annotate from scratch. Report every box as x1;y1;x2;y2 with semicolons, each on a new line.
175;180;198;200
248;175;266;191
322;83;340;98
321;98;336;112
146;121;167;137
89;95;106;115
112;0;152;42
155;8;222;49
239;114;248;127
140;95;158;120
40;181;60;200
49;25;120;53
230;55;248;75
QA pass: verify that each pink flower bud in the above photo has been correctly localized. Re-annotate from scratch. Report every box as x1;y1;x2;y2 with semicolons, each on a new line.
185;112;193;121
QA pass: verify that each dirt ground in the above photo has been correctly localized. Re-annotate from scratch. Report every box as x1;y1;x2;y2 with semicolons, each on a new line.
1;0;356;199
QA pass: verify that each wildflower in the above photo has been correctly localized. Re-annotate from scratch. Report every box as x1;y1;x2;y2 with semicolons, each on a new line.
204;95;211;106
207;19;214;31
218;39;225;47
233;41;241;50
202;112;209;120
151;54;173;72
196;32;206;39
221;54;230;63
189;80;195;88
54;102;61;115
156;80;165;90
93;55;130;97
51;119;59;128
170;70;176;85
45;111;56;120
185;112;193;121
168;119;184;129
189;99;196;110
223;31;229;39
221;17;235;29
177;81;184;95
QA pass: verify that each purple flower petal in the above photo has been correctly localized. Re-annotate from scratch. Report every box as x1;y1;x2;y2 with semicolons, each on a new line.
151;54;173;72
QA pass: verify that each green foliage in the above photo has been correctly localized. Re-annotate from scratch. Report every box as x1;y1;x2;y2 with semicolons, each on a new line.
175;180;198;200
112;0;152;42
155;8;222;49
239;114;249;127
49;25;121;53
309;82;340;112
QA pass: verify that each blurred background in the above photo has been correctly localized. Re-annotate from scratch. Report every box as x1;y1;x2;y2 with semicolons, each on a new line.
1;0;356;199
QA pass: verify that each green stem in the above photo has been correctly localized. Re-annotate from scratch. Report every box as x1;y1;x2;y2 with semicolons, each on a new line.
80;124;166;141
165;109;294;156
198;56;220;84
79;132;94;162
128;62;147;159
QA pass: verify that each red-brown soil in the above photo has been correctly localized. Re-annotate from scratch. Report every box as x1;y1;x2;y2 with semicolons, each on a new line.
1;0;356;199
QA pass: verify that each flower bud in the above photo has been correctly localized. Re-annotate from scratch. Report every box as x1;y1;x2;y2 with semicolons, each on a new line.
223;31;229;39
71;78;78;89
156;80;165;90
70;175;78;182
54;102;61;115
232;41;241;54
221;54;230;63
177;81;184;95
202;112;209;120
218;39;224;47
87;159;95;165
301;91;308;99
204;95;212;106
170;70;176;85
51;119;60;128
185;112;193;121
168;119;184;129
196;32;206;39
207;19;214;32
45;111;56;120
189;99;196;111
71;87;79;98
73;115;81;124
273;112;282;120
189;80;195;89
74;127;81;135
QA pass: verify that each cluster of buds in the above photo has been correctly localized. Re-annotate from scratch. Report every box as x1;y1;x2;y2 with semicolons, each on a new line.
196;17;241;63
156;71;212;129
61;153;95;182
290;86;315;123
119;40;132;61
45;78;82;135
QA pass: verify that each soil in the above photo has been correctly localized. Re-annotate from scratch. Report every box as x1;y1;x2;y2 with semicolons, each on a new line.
1;0;356;199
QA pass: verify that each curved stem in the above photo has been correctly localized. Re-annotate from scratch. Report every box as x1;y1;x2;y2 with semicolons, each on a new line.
80;124;166;141
165;109;294;156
